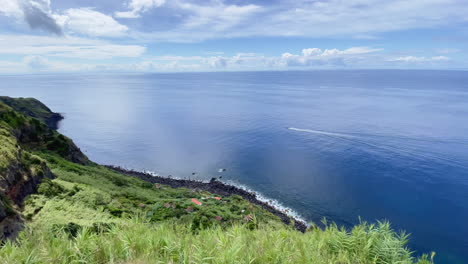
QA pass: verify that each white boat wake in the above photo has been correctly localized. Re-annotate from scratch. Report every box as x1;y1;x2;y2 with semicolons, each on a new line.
288;127;355;138
288;127;468;170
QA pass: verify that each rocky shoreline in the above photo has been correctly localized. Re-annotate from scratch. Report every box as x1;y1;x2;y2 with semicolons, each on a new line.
105;165;308;232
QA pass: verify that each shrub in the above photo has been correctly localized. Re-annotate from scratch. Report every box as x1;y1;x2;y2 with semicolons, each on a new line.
37;179;65;197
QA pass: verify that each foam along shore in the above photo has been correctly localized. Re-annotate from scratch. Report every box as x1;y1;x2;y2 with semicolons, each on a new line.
105;165;308;232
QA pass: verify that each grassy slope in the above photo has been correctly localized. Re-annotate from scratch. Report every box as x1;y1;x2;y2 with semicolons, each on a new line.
0;98;434;264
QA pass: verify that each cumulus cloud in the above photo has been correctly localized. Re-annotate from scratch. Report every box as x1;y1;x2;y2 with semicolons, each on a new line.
206;56;227;68
0;43;458;74
23;55;49;69
0;1;128;37
279;47;383;67
0;0;22;17
134;48;458;72
56;8;128;37
21;0;62;35
115;0;165;18
302;48;322;57
0;0;62;35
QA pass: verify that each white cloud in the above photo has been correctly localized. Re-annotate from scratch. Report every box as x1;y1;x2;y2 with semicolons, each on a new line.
301;47;382;57
136;1;263;42
23;55;49;69
341;47;384;55
302;48;322;57
2;0;468;45
127;53;269;72
178;2;261;31
137;0;468;42
279;47;383;67
56;8;128;37
0;0;62;35
0;34;145;59
2;0;468;44
388;56;450;62
0;0;21;17
0;45;458;74
0;1;128;37
259;0;468;38
115;0;165;18
23;0;62;35
206;56;227;68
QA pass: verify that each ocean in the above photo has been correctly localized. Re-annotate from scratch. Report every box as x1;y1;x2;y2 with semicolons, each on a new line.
1;70;467;263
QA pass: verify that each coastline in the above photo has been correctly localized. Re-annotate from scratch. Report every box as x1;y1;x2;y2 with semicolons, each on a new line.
105;165;308;232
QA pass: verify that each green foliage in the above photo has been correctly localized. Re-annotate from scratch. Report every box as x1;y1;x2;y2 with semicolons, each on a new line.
0;220;434;264
8;152;433;264
41;132;81;161
0;127;18;172
0;193;15;217
52;222;82;238
50;222;114;239
0;101;88;165
37;179;65;198
0;96;62;129
26;153;279;230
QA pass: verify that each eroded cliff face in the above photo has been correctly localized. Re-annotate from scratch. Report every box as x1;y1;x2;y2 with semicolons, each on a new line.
0;148;53;204
0;98;88;241
0;129;54;240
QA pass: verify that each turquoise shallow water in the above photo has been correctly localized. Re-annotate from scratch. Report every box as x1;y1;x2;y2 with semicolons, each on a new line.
1;70;468;263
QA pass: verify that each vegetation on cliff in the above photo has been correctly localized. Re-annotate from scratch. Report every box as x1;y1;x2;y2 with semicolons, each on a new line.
0;100;88;165
0;97;434;263
0;96;63;130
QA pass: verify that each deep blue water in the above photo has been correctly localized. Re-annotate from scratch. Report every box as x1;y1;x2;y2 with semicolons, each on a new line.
1;70;468;263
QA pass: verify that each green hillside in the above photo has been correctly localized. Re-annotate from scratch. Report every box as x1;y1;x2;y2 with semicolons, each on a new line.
0;97;434;264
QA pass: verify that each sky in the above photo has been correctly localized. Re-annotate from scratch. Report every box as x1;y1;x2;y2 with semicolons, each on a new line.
0;0;467;73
